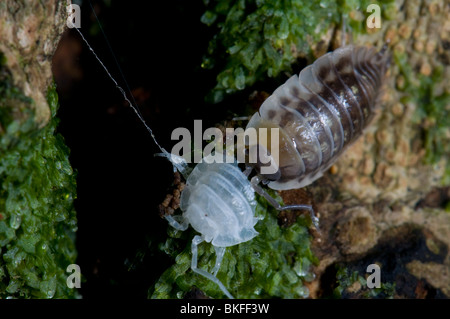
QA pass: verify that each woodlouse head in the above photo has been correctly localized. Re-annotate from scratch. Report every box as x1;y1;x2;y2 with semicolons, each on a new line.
244;112;304;190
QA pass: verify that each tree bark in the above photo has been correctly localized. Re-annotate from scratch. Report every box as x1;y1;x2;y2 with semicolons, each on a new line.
0;0;67;126
281;0;450;298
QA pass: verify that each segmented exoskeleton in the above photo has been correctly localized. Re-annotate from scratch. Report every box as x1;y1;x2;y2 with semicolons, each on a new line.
246;44;390;190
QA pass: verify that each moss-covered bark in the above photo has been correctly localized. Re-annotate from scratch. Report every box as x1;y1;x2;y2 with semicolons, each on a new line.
0;0;78;298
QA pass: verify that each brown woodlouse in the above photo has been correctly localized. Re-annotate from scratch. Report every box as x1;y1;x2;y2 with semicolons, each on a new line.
246;44;390;191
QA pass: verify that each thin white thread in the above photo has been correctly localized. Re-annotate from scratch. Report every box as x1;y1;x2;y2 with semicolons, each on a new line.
71;26;167;154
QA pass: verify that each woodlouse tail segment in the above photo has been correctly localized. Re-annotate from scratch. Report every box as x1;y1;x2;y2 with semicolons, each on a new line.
165;214;189;231
371;41;391;78
380;43;392;71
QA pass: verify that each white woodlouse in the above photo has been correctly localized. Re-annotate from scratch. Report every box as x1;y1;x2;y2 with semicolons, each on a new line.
162;44;390;298
245;44;390;190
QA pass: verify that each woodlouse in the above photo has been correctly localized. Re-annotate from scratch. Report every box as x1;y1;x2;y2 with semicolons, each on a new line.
164;44;390;298
73;22;390;298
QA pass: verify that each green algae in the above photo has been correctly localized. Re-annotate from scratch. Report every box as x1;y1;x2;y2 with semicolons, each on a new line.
394;51;450;185
201;0;339;103
0;56;78;298
201;0;395;103
332;265;396;299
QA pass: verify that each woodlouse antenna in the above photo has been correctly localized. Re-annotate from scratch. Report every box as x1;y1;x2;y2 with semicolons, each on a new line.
71;5;168;157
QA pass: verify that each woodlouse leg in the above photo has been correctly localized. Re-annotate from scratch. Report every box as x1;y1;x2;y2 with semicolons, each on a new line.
250;176;320;229
165;214;188;231
191;235;234;299
279;204;320;230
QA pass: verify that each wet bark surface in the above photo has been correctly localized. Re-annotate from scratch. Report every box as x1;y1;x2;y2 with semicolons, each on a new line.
281;0;450;298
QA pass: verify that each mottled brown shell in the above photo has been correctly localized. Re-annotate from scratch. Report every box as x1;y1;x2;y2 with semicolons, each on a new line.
246;45;390;190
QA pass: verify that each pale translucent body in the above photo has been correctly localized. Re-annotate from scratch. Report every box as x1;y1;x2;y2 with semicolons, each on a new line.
180;160;259;247
246;45;389;190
